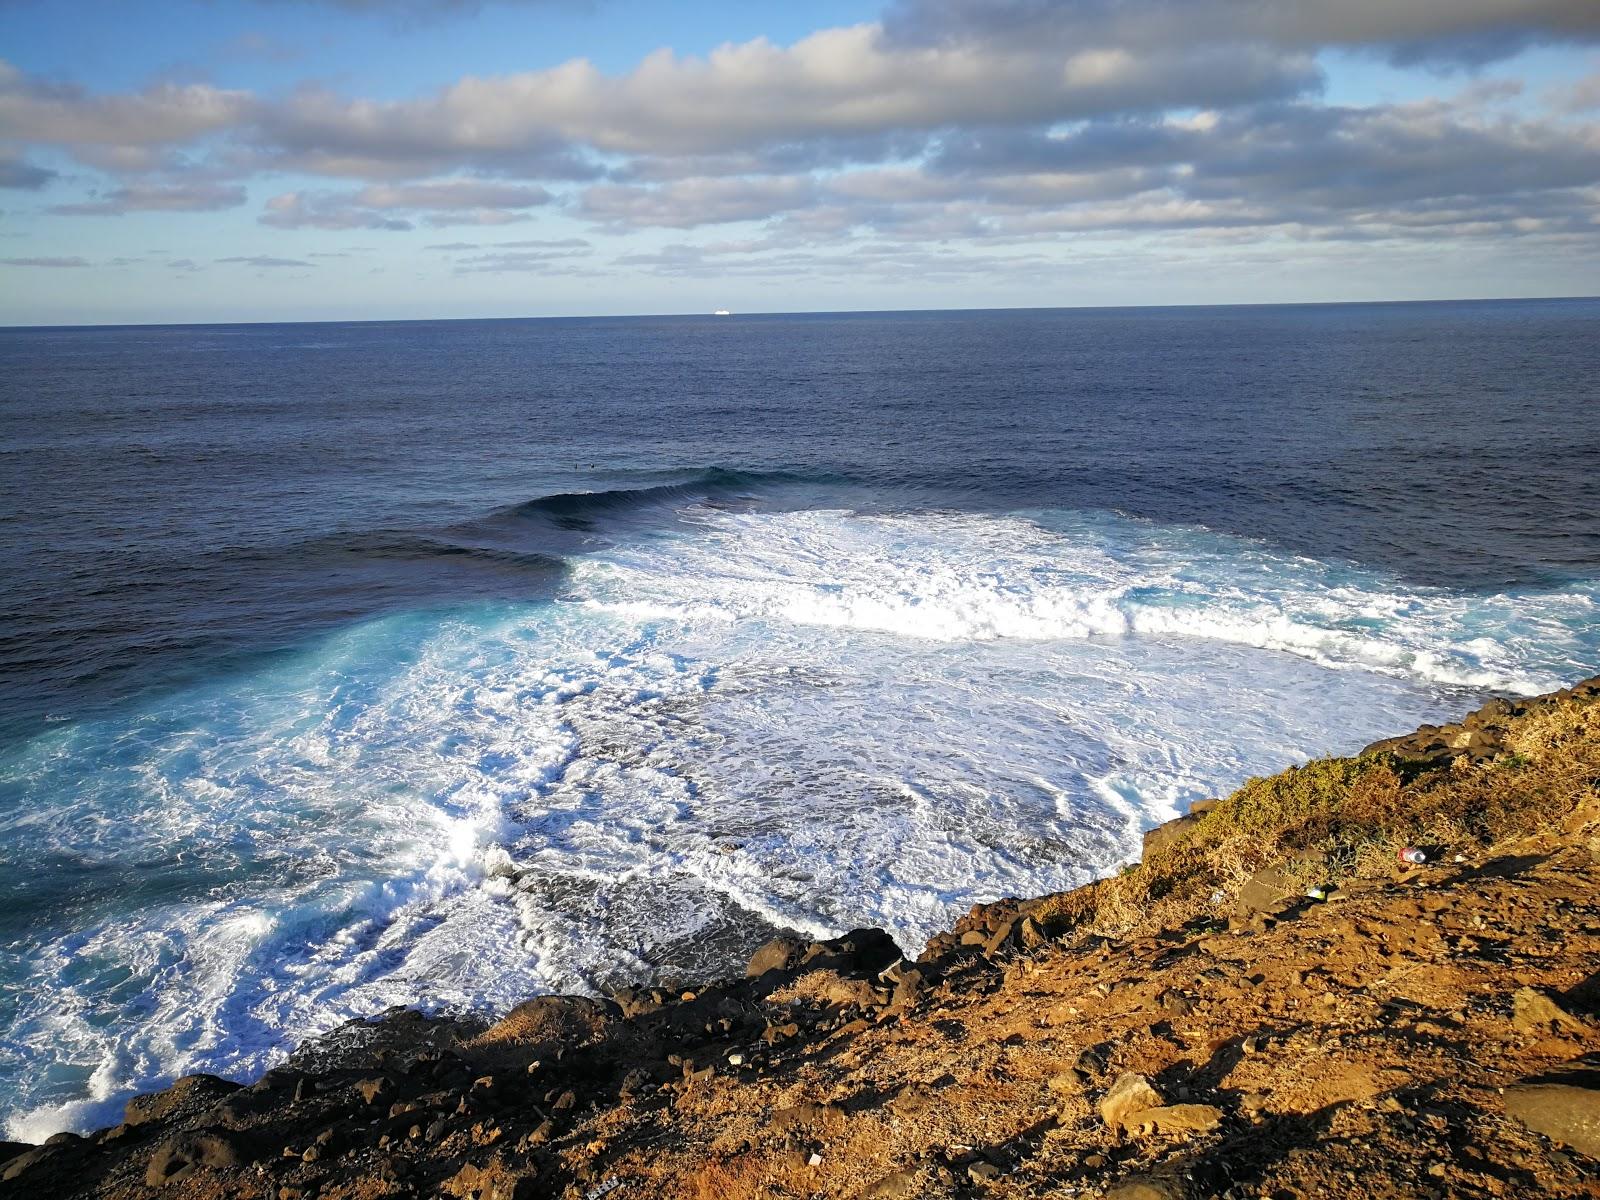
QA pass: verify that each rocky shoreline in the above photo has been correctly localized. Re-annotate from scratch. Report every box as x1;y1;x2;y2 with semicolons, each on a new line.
3;679;1598;1199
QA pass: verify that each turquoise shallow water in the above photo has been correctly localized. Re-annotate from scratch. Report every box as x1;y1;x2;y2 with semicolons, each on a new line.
1;302;1596;1137
2;503;1594;1138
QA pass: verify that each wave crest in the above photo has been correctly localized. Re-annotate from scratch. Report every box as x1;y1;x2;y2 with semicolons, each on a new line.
488;467;838;531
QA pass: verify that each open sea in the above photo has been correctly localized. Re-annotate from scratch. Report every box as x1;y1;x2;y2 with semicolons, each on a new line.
1;299;1597;1138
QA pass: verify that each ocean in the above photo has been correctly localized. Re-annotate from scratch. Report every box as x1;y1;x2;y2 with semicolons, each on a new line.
1;299;1597;1139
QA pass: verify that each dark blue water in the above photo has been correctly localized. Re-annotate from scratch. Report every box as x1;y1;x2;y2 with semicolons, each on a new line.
1;299;1597;1138
3;301;1597;741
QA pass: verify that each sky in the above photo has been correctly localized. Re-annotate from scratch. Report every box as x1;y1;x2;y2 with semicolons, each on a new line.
1;0;1598;325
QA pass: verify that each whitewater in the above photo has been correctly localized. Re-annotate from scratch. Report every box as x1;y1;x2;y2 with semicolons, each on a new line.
2;497;1594;1141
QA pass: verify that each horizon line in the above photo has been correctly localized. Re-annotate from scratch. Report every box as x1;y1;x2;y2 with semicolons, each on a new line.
5;293;1597;333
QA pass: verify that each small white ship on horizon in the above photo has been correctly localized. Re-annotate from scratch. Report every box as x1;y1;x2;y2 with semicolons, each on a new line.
713;308;731;316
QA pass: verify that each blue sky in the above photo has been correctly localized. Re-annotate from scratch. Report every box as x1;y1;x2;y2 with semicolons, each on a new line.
2;0;1598;324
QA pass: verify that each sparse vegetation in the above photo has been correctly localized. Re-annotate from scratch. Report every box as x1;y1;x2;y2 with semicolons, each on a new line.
1035;689;1600;939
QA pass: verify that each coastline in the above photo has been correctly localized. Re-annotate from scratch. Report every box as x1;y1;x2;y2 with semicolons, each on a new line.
3;678;1597;1198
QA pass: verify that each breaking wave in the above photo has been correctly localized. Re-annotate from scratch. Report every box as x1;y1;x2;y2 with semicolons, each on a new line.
482;467;841;531
580;507;1593;694
1;498;1593;1140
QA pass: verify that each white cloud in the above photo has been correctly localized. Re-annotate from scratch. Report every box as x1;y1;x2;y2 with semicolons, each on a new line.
216;254;314;267
258;179;551;228
0;60;249;149
885;1;1600;65
260;191;414;230
581;176;819;228
1;254;91;267
254;26;1313;166
452;244;597;272
351;179;550;209
48;181;247;215
0;2;1597;286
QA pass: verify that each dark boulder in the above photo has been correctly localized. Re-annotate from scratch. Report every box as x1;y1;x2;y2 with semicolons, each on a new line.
799;928;902;975
124;1074;243;1129
1;1145;60;1184
143;1129;251;1187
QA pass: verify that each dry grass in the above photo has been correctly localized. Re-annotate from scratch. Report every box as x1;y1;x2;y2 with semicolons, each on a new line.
1034;693;1600;939
683;1151;822;1200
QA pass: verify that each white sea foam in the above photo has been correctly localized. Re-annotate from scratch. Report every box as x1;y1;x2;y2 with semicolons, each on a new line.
2;504;1593;1139
579;507;1587;692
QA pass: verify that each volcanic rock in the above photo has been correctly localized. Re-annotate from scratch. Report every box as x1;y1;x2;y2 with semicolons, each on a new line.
144;1130;249;1187
124;1074;243;1128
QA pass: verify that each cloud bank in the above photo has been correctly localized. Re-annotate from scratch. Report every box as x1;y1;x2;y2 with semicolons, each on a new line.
3;0;1599;291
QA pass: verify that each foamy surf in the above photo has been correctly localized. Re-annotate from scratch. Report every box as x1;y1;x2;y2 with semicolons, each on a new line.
1;501;1594;1139
580;507;1588;693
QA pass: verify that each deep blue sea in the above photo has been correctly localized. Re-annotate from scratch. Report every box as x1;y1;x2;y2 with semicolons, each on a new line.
1;300;1597;1137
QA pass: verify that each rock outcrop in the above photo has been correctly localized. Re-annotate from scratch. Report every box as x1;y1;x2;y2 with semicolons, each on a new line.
1359;677;1600;765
